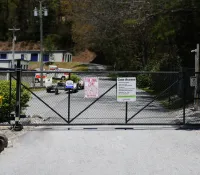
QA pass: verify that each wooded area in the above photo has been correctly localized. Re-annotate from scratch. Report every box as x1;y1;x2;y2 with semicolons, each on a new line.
0;0;200;71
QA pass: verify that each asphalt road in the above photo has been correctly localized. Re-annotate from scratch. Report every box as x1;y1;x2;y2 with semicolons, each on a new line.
0;128;200;175
87;63;108;71
24;77;180;125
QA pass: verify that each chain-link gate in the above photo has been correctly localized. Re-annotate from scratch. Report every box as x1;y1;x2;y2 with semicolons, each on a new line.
0;61;199;127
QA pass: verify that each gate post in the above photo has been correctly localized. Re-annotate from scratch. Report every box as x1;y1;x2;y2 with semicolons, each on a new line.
13;59;23;131
191;44;200;110
125;102;128;124
182;69;186;125
9;72;12;122
68;72;71;124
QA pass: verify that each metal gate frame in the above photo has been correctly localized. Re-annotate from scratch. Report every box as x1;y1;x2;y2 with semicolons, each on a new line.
0;60;191;128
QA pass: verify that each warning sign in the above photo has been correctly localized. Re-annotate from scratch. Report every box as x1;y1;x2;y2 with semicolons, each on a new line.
117;77;136;102
84;77;99;98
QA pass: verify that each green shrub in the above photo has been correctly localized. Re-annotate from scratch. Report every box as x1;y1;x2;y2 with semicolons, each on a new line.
0;80;31;123
137;74;152;88
68;74;81;83
108;73;118;80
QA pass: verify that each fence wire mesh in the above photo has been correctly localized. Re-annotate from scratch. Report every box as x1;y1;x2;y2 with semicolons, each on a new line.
0;70;199;126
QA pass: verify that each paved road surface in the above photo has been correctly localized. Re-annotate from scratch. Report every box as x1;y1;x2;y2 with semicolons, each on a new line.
0;128;200;175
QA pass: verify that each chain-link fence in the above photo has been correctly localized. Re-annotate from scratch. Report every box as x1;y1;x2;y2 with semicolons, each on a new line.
0;68;199;126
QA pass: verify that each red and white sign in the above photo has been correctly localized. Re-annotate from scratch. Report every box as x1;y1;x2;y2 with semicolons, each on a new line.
84;77;99;98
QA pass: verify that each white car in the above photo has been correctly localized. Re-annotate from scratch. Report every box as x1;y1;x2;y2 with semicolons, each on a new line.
65;80;78;93
45;78;78;94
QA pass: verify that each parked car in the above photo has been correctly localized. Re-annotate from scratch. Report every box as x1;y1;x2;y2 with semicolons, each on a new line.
65;80;78;93
45;78;78;94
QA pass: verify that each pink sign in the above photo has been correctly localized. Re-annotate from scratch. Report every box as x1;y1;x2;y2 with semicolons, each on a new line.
84;77;99;98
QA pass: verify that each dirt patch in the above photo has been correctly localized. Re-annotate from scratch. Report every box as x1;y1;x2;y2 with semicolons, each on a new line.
73;49;96;63
0;41;40;51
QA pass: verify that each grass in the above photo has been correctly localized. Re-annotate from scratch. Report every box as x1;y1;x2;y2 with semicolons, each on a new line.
160;96;183;109
52;79;67;84
72;64;88;71
29;62;88;71
29;87;46;91
141;87;183;110
141;87;155;94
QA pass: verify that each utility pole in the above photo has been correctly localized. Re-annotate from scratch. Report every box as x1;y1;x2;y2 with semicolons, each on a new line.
39;0;44;87
8;27;20;68
34;0;48;87
191;44;200;110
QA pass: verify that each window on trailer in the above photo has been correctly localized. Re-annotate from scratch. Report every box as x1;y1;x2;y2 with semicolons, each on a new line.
31;54;38;62
0;54;7;59
43;54;49;62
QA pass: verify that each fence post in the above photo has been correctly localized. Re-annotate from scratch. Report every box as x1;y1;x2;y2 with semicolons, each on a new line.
9;72;12;120
68;72;71;124
183;69;186;125
125;102;128;124
191;44;200;110
13;59;23;131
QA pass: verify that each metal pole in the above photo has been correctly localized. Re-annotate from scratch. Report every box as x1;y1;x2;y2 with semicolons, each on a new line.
8;27;20;68
40;0;44;87
68;73;71;123
183;70;186;125
15;60;21;126
192;44;200;110
9;72;12;118
12;35;15;68
125;102;128;124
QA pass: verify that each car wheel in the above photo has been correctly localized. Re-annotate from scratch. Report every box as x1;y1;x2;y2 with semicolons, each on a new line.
73;88;78;93
61;76;65;80
55;88;59;95
0;134;8;148
46;89;51;93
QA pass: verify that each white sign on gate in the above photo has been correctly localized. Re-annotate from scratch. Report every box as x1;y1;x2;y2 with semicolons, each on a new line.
84;77;99;98
117;77;136;102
